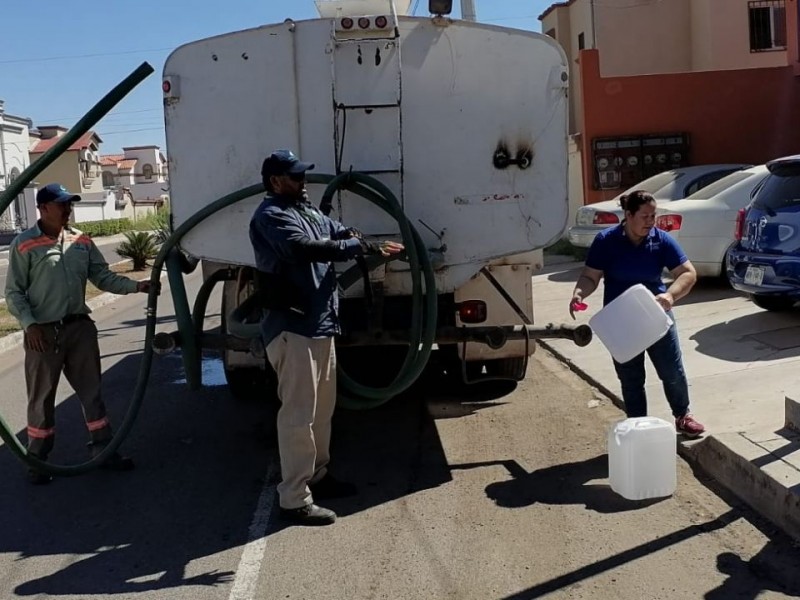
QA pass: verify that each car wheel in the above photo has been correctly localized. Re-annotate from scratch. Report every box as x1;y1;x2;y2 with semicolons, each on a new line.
750;294;797;312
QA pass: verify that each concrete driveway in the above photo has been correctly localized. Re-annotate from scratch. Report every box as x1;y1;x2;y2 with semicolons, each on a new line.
534;255;800;540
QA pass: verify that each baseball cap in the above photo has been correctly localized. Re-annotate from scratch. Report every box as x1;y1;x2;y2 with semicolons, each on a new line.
36;183;82;206
261;150;315;179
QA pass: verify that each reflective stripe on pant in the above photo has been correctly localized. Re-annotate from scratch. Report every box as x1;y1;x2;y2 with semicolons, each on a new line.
24;318;112;457
266;331;336;510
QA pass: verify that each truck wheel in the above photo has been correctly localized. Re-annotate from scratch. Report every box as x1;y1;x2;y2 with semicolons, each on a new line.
224;366;277;402
750;294;796;312
485;357;527;379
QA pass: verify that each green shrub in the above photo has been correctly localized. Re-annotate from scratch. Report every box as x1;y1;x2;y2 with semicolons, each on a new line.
116;231;159;270
133;206;171;242
75;218;133;238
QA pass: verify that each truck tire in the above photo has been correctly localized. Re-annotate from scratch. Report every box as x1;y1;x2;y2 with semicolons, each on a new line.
485;357;527;379
220;279;278;402
750;294;796;312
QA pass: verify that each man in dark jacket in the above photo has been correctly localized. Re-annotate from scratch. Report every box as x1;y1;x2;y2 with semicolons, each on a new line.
249;150;402;526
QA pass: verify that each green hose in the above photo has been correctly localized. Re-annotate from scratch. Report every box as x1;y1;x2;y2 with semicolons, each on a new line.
0;62;155;475
320;174;437;409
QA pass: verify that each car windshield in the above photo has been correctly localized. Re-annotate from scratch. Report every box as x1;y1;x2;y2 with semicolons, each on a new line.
685;172;752;200
628;171;684;198
754;166;800;210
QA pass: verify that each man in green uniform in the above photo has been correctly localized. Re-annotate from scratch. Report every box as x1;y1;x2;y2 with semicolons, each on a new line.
5;183;157;484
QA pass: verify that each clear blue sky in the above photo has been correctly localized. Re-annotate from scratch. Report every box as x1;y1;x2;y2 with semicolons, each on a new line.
0;1;552;154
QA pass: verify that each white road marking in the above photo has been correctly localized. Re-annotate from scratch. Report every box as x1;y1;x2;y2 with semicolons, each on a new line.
228;461;278;600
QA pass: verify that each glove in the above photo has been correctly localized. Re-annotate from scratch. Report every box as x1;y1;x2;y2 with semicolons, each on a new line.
359;239;384;255
345;227;364;239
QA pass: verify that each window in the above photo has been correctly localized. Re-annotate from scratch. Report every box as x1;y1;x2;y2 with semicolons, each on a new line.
102;171;116;188
685;172;753;200
749;0;786;52
754;163;800;210
142;163;154;179
578;32;585;50
8;167;20;183
683;169;743;196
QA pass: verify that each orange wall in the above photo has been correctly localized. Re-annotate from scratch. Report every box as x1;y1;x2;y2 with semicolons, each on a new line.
578;49;800;204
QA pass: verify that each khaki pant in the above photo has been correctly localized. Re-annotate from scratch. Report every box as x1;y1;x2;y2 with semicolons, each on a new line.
266;331;337;509
24;318;113;458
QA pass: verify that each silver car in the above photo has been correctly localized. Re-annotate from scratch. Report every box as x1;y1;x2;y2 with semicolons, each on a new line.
567;164;752;248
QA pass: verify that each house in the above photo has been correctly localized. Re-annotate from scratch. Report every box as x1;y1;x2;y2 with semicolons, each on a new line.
0;101;37;243
28;125;130;223
539;0;800;213
100;145;168;220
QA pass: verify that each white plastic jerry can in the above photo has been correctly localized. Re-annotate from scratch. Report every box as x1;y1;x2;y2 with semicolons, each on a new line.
589;284;674;364
608;417;677;500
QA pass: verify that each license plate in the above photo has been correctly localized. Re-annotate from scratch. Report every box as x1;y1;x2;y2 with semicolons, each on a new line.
744;265;765;286
576;210;594;226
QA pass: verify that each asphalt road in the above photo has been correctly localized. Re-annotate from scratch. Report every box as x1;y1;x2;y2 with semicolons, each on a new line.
0;272;798;599
0;236;126;299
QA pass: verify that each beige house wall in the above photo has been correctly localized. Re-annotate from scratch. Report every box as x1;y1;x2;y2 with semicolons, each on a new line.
691;0;715;71
702;0;788;71
31;152;81;193
595;0;692;76
542;0;788;76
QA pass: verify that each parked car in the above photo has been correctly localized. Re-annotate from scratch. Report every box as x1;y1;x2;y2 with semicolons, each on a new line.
653;165;769;278
567;164;752;248
727;155;800;311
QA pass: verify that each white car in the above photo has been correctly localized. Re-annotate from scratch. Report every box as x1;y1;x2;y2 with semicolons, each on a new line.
567;164;752;248
655;165;770;278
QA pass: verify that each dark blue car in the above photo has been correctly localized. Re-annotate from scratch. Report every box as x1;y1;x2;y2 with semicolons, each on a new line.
727;155;800;311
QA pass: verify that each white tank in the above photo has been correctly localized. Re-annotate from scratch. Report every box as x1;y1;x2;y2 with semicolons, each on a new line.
163;15;569;295
608;417;677;501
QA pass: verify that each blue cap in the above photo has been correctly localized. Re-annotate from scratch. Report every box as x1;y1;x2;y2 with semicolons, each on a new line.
261;150;315;179
36;183;81;206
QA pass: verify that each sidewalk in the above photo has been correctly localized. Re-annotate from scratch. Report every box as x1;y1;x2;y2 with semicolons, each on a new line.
534;255;800;540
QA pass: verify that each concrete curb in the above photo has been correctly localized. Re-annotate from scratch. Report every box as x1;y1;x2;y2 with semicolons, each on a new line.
538;338;800;542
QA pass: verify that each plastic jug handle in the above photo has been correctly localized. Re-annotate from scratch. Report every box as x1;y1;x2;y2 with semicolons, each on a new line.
613;422;630;445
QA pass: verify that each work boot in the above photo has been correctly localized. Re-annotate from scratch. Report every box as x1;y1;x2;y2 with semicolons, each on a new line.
27;469;53;485
26;451;53;485
309;474;357;500
280;504;336;526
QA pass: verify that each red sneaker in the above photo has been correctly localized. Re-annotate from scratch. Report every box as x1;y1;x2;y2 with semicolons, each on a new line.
676;414;705;438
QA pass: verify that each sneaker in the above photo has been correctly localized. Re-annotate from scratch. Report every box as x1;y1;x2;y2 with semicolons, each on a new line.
309;474;357;500
676;414;705;438
279;504;336;526
27;469;53;485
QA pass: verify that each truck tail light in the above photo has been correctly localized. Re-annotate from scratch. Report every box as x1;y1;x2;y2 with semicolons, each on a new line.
375;15;388;28
656;214;682;232
592;212;620;225
457;300;487;324
734;208;747;241
341;17;354;29
358;17;371;29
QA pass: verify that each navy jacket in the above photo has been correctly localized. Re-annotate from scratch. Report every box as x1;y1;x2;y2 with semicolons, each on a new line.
249;194;364;346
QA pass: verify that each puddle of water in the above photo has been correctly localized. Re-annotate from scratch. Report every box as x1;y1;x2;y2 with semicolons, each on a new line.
172;355;228;387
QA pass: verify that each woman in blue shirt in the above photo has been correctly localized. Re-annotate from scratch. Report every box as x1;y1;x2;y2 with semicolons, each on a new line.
569;190;705;438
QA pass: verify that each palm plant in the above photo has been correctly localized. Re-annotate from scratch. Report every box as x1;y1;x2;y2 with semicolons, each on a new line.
116;231;159;271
